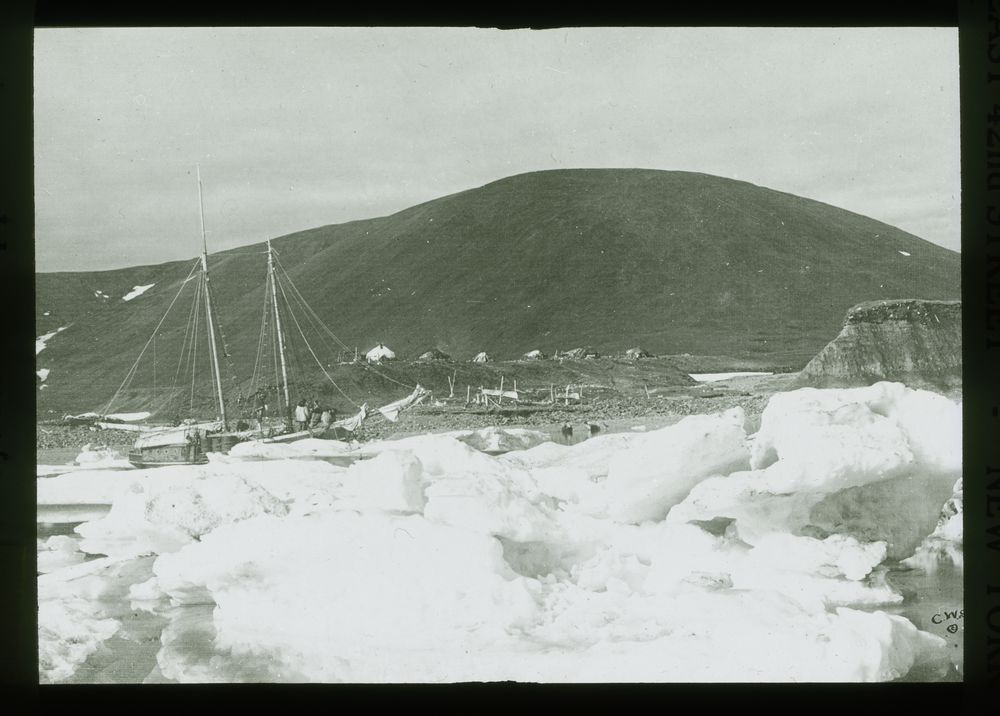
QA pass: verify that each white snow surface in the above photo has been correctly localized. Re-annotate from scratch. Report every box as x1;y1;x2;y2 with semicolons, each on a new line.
37;368;50;382
226;437;358;460
36;325;68;355
36;382;960;682
122;283;155;301
103;411;151;422
689;372;773;382
452;426;552;453
903;479;963;572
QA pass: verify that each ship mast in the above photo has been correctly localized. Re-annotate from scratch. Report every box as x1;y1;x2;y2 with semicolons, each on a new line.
267;239;292;422
197;164;228;429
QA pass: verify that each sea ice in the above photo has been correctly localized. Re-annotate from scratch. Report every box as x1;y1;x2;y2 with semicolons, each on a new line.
38;382;961;683
603;408;750;523
903;479;963;572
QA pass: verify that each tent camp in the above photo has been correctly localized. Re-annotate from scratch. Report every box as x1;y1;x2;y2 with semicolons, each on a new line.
418;348;451;361
472;351;491;363
366;343;397;363
625;347;653;360
559;347;599;359
522;349;545;360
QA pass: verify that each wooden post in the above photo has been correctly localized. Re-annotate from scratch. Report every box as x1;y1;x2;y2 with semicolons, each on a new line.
466;385;470;404
644;384;651;399
498;376;504;406
550;384;554;403
565;385;569;406
354;346;358;362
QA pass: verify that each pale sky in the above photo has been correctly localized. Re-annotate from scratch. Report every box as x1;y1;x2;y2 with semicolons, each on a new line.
34;27;960;272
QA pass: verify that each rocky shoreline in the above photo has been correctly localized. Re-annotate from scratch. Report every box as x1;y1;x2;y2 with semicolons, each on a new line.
37;391;773;453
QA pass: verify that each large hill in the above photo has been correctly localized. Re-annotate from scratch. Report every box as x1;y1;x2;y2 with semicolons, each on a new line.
35;168;960;413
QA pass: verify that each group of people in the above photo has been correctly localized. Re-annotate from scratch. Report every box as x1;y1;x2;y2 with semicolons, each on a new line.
245;388;337;432
560;421;603;442
293;399;337;432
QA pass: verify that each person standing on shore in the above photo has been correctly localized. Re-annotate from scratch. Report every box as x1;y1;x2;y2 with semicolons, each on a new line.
253;388;268;429
294;400;309;431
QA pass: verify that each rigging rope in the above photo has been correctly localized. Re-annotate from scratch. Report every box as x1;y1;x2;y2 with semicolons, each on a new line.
272;254;352;351
188;275;203;413
249;269;271;396
101;259;201;415
273;269;362;408
172;266;202;387
271;253;416;391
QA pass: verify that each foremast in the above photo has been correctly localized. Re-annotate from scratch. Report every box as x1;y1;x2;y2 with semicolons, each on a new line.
196;164;228;430
267;239;292;423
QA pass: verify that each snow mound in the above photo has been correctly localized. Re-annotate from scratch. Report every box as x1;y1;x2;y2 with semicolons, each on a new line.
669;383;961;548
153;512;538;662
455;426;552;453
903;479;963;572
71;466;309;559
75;444;130;467
37;535;87;573
604;408;749;523
38;384;960;683
336;451;427;513
38;600;119;683
227;437;357;460
37;368;50;382
749;383;958;491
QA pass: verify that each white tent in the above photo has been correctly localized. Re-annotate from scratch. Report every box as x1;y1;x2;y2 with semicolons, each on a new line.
522;349;545;360
366;343;396;363
472;351;490;363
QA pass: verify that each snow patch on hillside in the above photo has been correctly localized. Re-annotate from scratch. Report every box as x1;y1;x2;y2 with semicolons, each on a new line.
122;284;155;301
36;326;68;355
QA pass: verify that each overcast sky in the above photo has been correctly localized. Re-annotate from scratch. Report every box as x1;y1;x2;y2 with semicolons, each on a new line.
34;26;960;272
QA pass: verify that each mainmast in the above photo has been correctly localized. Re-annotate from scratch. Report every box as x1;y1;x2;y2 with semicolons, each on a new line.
267;239;292;421
197;164;228;429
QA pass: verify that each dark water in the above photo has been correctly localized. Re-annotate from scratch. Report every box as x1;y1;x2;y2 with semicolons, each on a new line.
883;563;963;681
37;447;84;466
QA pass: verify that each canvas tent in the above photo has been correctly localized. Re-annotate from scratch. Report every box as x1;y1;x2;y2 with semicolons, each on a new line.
472;351;490;363
418;348;451;361
366;343;396;363
559;347;599;359
625;347;653;359
522;349;545;360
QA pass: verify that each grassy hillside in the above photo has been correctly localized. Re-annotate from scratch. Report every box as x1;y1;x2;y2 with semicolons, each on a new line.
35;168;960;415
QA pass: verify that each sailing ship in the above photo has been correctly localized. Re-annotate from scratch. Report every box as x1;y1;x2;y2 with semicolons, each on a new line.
95;167;429;468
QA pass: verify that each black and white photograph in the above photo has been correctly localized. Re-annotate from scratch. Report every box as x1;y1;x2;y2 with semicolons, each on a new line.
32;25;963;683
